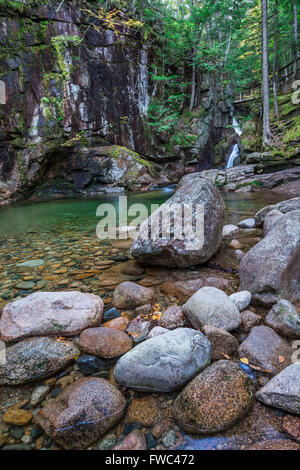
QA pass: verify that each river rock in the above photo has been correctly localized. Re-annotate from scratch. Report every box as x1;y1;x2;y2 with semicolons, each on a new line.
263;209;283;236
76;355;115;376
239;211;300;306
0;291;104;342
113;282;155;309
102;316;130;332
79;327;132;359
229;291;251;311
30;385;50;408
282;416;300;441
256;363;300;415
240;310;261;332
130;177;225;268
127;318;150;343
159;306;185;329
113;430;147;450
238;218;256;229
114;328;211;392
222;224;239;239
172;361;254;433
147;326;169;338
0;337;79;385
160;279;204;302
35;378;126;450
255;197;300;226
202;325;238;360
3;409;32;426
238;326;291;375
182;287;241;331
265;299;300;338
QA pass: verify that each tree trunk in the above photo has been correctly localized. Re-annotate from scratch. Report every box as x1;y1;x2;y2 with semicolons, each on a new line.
293;0;299;79
273;0;279;118
261;0;273;146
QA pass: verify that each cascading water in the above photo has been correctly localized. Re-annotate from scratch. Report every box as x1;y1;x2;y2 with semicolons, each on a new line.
225;117;242;169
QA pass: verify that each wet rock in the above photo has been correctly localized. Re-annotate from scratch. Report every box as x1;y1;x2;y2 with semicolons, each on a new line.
235;249;245;261
238;218;256;229
229;291;251;311
173;361;254;434
113;430;147;450
103;316;130;332
79;327;133;359
147;326;169;338
240;310;261;332
265;299;300;338
263;209;283;236
35;378;126;450
0;337;79;385
145;431;157;449
103;308;122;321
2;443;32;450
135;304;152;316
282;416;300;441
0;291;104;342
113;282;155;309
238;326;291;375
202;325;238;360
30;385;50;408
114;328;211;392
16;259;45;268
246;439;300;450
239;211;300;306
76;355;115;376
96;434;117;450
159;306;185;329
255;197;300;226
127;396;162;426
3;409;32;426
204;276;232;293
127;318;150;343
121;261;144;276
256;363;300;414
222;224;239;239
131;178;225;268
160;279;204;302
161;430;177;448
182;287;241;332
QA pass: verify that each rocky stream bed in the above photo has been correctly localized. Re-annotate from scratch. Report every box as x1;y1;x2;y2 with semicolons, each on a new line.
0;178;299;451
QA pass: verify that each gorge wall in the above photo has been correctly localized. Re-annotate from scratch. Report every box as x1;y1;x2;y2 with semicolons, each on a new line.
0;1;235;203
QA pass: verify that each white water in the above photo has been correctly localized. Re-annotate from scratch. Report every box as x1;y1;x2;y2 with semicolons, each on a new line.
225;143;240;169
225;117;242;168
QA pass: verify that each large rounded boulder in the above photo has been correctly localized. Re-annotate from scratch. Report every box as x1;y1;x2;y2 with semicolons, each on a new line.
114;328;211;392
172;360;254;434
239;210;300;306
130;177;225;268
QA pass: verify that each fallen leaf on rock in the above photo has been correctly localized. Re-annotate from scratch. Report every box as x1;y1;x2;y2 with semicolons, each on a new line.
240;358;249;365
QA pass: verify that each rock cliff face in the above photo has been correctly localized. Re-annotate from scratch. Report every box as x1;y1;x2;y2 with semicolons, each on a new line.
0;1;234;203
0;1;152;201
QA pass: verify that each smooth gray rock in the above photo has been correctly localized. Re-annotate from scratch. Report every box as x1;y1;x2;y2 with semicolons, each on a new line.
256;363;300;415
182;287;241;331
130;177;225;268
147;326;169;339
114;328;211;392
265;300;300;338
263;210;283;236
0;337;79;385
238;218;256;229
255;197;300;227
30;385;50;408
222;224;239;239
229;291;252;311
238;326;292;375
0;291;104;342
239;211;300;306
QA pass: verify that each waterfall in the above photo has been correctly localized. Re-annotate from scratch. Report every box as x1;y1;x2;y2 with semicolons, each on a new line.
225;117;242;169
233;117;242;136
225;143;240;169
138;47;150;116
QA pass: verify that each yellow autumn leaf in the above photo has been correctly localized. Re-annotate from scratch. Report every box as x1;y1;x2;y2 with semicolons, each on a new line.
240;358;249;365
